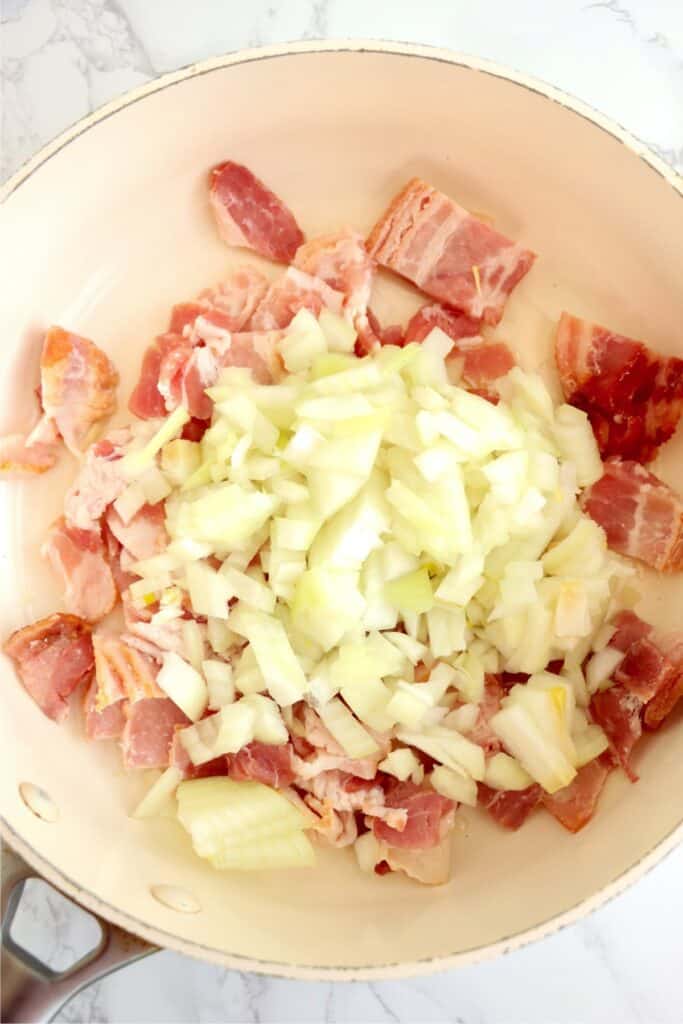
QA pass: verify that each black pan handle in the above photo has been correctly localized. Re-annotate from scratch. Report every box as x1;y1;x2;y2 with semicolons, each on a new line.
1;844;157;1023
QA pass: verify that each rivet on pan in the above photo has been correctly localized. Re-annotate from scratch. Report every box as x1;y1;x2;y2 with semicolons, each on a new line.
150;885;201;914
18;783;59;823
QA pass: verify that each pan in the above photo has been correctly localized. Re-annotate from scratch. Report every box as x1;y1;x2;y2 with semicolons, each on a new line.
1;39;682;1023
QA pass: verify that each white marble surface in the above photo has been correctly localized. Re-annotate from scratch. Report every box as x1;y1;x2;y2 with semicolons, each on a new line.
2;1;683;1021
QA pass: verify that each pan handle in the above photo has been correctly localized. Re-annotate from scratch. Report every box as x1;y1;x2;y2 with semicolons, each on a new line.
1;845;157;1023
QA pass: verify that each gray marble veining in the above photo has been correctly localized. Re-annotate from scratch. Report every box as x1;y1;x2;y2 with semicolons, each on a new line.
2;1;682;1021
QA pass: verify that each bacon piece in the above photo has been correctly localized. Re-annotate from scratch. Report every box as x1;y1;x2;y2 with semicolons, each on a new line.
4;613;94;722
214;330;284;384
228;741;296;789
355;309;406;355
555;312;683;462
39;326;118;454
304;798;358;848
42;517;117;623
129;336;170;419
83;679;126;740
196;268;270;331
0;433;58;477
373;780;453;850
121;697;189;769
92;633;162;710
384;833;454;885
609;609;652;652
249;267;344;332
590;685;642;781
367;178;535;325
613;637;677;702
477;783;542;830
642;634;683;729
305;771;405;829
169;730;228;779
105;504;167;563
293;228;374;324
405;303;481;346
582;459;683;572
469;674;504;754
209;161;305;263
542;759;610;832
64;431;130;531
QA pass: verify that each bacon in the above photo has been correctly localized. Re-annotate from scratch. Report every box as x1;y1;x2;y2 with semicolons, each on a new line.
367;178;535;325
355;309;406;355
555;312;683;462
0;433;58;476
304;798;358;848
642;634;683;729
4;613;94;723
196;268;270;331
590;685;642;781
128;336;170;419
214;330;284;384
477;783;542;830
83;679;126;740
609;609;652;652
63;431;130;531
169;730;228;779
209;161;305;263
228;741;296;788
384;832;454;885
105;504;167;563
39;326;118;454
542;758;611;832
613;637;678;702
250;267;344;332
469;674;504;755
582;459;683;572
42;517;117;623
92;633;163;709
293;228;374;324
373;780;453;850
305;771;406;829
405;303;482;346
121;697;189;769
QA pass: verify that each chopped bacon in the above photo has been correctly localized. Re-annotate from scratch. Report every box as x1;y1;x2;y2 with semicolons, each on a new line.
4;613;94;722
613;637;677;702
128;336;171;419
642;634;683;729
181;417;209;443
63;430;130;531
209;161;304;263
169;730;227;779
355;309;406;355
42;517;117;623
405;303;482;346
305;771;406;829
367;178;535;325
293;228;374;325
304;798;358;847
555;312;683;462
477;783;542;830
373;780;454;850
609;609;652;652
0;433;58;476
92;633;162;709
590;685;642;781
83;679;126;740
228;741;296;788
582;459;683;572
105;503;167;563
250;267;344;332
214;330;284;384
469;674;504;754
195;268;270;332
121;697;189;769
39;326;118;454
542;758;611;832
384;832;454;885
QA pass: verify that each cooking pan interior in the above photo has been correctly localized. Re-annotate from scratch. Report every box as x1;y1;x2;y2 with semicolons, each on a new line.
1;45;682;976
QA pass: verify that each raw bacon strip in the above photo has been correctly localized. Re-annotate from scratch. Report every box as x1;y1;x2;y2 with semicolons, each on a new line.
42;517;117;623
542;758;610;832
555;312;683;462
83;679;126;740
39;327;118;454
582;459;683;572
590;685;642;781
609;609;652;652
121;697;189;769
613;637;678;702
249;267;344;332
129;336;171;419
468;674;504;755
477;783;541;830
293;228;374;325
209;161;305;263
373;780;454;850
169;268;270;338
0;433;58;477
642;634;683;729
4;613;94;723
105;503;167;563
228;741;296;789
367;177;535;325
64;431;130;532
92;634;163;709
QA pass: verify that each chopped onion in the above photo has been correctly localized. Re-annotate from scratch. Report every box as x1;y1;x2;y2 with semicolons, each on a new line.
379;748;424;782
484;752;533;791
317;697;380;758
132;766;183;819
157;652;208;721
202;659;235;709
430;765;477;806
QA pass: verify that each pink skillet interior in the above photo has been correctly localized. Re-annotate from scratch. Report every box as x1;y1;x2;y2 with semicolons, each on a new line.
1;44;682;978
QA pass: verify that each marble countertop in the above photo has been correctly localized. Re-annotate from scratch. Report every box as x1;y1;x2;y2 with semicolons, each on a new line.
2;1;682;1021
